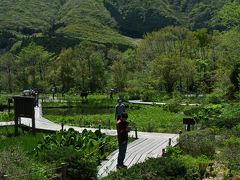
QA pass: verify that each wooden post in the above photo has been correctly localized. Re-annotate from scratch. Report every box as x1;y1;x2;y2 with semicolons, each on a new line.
162;149;166;157
8;98;12;115
3;175;9;180
135;127;138;139
186;123;191;131
61;163;67;180
32;107;35;135
98;119;102;132
108;119;111;129
168;138;172;146
14;115;19;136
61;123;64;131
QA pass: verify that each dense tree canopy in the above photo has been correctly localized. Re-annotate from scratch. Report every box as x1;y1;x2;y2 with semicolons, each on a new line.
0;0;239;99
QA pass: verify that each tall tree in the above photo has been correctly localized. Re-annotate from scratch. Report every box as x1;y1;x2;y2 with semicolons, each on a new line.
73;41;107;92
0;52;15;93
150;55;196;94
111;59;127;91
17;43;52;90
56;48;74;93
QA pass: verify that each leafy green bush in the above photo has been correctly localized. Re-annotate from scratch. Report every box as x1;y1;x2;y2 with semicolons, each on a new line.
218;137;240;172
194;103;240;129
140;90;157;102
179;129;217;158
104;157;187;180
178;155;210;179
193;104;223;128
219;104;240;129
38;147;98;179
165;146;211;179
183;106;202;117
34;129;117;179
162;99;183;113
205;94;220;104
124;87;141;100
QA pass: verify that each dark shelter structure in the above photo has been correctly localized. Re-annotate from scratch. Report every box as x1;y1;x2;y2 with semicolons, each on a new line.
183;117;195;131
13;96;35;135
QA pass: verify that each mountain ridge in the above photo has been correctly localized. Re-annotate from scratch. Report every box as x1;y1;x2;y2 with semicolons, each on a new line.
0;0;229;52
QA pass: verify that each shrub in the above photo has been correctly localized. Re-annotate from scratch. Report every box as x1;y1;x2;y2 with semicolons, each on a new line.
218;104;240;129
34;129;115;179
140;90;157;102
178;155;210;179
124;87;141;100
104;157;187;180
162;99;183;113
183;106;202;117
205;92;223;104
165;146;211;179
38;147;98;179
178;129;217;158
193;104;223;128
219;137;240;171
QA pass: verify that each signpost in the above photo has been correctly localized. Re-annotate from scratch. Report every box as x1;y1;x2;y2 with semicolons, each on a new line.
13;96;35;135
183;117;195;131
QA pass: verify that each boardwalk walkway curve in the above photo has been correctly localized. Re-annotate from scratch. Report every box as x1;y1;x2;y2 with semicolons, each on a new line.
0;101;179;179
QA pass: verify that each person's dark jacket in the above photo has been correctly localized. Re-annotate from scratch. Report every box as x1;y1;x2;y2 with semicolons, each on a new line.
116;119;129;143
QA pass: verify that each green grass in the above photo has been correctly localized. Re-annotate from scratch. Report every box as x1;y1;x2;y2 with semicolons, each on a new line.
0;111;14;122
41;93;117;107
0;126;44;152
44;105;184;133
129;105;184;133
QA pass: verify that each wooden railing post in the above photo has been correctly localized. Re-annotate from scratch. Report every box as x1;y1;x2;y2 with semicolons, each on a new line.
3;175;9;180
61;123;64;131
108;119;111;129
135;127;138;139
162;148;166;157
61;163;67;180
98;120;101;132
168;138;172;146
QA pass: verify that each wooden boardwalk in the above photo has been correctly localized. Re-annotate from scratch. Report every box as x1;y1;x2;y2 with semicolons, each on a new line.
97;132;178;178
128;99;200;106
0;103;179;179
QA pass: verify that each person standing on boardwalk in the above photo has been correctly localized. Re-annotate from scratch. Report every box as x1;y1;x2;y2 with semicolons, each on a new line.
115;97;126;120
116;112;130;169
109;89;114;100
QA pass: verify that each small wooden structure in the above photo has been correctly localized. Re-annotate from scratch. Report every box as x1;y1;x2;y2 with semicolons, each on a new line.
183;117;195;131
13;96;35;135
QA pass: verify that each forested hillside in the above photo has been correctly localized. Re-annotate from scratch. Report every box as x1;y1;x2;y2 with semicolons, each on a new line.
0;0;134;53
0;0;229;48
104;0;228;37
